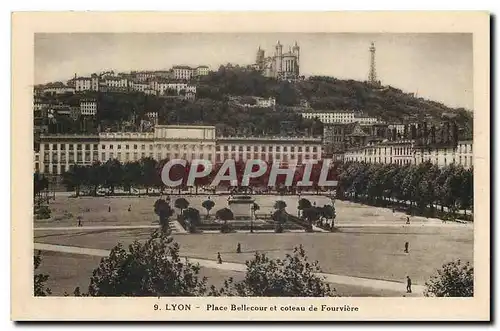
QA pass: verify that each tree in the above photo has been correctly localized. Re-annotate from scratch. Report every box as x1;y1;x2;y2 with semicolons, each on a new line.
201;199;215;218
215;207;234;233
122;161;142;194
251;203;260;217
297;198;312;217
210;245;335;297
274;200;287;211
154;198;174;232
140;157;158;195
62;164;87;197
321;204;336;228
182;207;201;233
103;159;123;195
302;207;320;232
34;172;49;200
34;250;51;296
87;230;208;296
425;260;473;297
215;208;234;223
174;197;190;215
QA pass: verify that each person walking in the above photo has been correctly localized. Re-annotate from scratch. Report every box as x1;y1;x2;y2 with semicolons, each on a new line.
406;276;412;293
236;243;241;253
217;252;222;264
406;216;410;225
128;205;131;212
108;205;111;212
77;216;82;227
404;241;409;253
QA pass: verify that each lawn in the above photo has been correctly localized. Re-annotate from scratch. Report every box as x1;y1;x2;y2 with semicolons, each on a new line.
35;225;472;286
33;194;473;297
36;251;404;297
35;194;451;228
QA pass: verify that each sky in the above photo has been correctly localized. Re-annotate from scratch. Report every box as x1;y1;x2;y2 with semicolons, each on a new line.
35;33;473;109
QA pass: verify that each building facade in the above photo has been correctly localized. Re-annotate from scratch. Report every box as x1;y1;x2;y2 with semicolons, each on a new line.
215;136;322;165
344;139;473;169
80;100;97;116
255;41;300;80
301;111;379;125
37;125;325;175
195;66;210;76
173;66;195;80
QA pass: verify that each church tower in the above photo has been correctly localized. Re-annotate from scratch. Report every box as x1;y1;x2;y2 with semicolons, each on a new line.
256;46;265;70
275;40;283;76
292;41;300;75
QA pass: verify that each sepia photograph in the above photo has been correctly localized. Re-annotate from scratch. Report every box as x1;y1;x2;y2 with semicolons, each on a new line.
11;12;490;321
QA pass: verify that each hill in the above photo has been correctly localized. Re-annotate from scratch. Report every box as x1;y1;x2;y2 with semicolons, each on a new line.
36;65;473;139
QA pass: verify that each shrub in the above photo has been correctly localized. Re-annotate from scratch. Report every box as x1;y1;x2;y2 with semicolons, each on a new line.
220;222;234;233
34;251;51;296
425;259;473;297
86;230;208;296
210;245;336;297
35;205;51;220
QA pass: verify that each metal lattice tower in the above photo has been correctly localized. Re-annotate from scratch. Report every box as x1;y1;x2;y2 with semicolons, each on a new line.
368;42;378;85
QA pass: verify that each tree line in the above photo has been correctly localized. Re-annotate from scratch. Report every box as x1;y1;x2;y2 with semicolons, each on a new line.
337;161;473;218
59;158;339;196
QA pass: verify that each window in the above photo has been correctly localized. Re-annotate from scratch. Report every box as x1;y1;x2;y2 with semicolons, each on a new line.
298;147;302;152
109;145;114;150
134;145;138;150
312;146;317;152
77;144;82;150
141;145;145;150
126;145;130;150
231;146;236;151
224;146;228;152
305;146;310;152
101;153;105;160
44;144;49;150
269;146;273;152
149;145;153;151
246;146;251;151
93;144;98;150
238;146;243;152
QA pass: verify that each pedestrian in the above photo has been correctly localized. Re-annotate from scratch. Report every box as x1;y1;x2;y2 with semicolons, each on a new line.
128;205;131;212
406;216;410;225
77;216;82;227
406;276;412;293
236;243;241;253
108;205;111;212
404;241;409;253
217;252;222;264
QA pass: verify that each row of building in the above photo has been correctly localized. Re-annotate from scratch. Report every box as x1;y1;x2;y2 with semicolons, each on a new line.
34;99;99;118
34;123;473;177
300;110;380;125
343;139;473;169
36;66;209;97
34;125;323;175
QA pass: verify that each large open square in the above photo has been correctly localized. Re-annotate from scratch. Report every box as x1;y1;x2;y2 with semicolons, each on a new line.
34;194;473;297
